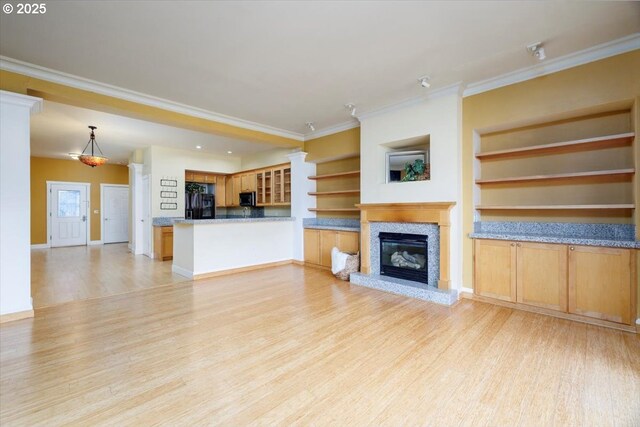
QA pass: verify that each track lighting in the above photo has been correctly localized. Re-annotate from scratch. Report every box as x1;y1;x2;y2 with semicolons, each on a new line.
418;76;431;88
306;122;315;132
345;104;357;117
527;42;546;61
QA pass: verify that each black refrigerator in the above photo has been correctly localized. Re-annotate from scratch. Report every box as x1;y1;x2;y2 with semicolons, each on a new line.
201;194;215;219
186;193;215;219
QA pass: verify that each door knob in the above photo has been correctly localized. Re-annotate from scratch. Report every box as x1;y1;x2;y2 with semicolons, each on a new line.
82;215;86;222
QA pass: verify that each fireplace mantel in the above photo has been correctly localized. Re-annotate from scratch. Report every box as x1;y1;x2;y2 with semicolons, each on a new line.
356;202;456;290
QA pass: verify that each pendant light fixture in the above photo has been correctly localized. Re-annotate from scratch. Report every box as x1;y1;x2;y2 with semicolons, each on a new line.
79;125;108;167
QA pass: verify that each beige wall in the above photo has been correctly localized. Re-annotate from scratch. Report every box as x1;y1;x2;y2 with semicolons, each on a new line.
304;127;360;163
462;50;640;296
241;147;293;171
31;157;129;244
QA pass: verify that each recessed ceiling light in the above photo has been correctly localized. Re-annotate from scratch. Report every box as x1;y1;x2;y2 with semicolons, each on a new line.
227;150;233;154
418;76;431;88
196;145;202;149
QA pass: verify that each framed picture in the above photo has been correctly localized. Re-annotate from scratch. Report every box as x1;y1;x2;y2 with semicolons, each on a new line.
160;179;178;187
160;202;178;210
161;191;178;198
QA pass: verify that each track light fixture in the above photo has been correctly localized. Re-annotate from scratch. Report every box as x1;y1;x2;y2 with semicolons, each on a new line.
306;122;315;132
527;42;546;61
418;76;431;88
345;103;357;117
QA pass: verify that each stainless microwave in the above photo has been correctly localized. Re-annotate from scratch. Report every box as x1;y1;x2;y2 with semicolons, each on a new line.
239;191;256;207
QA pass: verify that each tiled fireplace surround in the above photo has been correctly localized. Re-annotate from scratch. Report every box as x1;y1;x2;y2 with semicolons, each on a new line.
350;202;458;306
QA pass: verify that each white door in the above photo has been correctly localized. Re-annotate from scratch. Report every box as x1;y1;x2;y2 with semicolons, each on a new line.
142;175;152;257
50;183;88;247
103;185;129;244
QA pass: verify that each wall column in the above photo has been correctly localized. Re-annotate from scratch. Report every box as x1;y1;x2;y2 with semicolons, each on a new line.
128;162;144;255
287;151;316;262
0;90;42;321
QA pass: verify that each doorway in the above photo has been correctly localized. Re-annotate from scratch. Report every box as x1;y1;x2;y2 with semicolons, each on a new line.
47;181;90;247
101;184;129;244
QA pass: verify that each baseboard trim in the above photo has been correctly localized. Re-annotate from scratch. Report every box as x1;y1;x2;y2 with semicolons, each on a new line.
0;309;34;323
171;265;194;279
88;240;103;246
192;260;294;280
31;243;50;249
292;260;305;266
468;293;636;333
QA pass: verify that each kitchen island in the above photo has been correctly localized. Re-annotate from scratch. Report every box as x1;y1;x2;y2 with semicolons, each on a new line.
171;217;295;279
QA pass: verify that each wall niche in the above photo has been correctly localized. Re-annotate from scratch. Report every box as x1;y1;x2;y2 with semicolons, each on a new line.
384;134;430;183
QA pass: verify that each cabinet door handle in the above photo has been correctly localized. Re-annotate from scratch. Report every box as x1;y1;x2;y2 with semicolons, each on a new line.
510;243;515;247
570;246;575;251
516;243;521;247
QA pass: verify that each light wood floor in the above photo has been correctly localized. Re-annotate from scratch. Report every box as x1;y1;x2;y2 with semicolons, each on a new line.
2;264;639;426
31;243;187;308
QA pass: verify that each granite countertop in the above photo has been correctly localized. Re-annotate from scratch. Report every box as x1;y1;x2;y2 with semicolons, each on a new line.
302;218;360;232
174;217;295;225
469;221;640;249
303;225;360;232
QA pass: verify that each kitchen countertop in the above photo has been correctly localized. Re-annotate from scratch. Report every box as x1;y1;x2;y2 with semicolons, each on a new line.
174;217;295;225
469;221;640;249
304;225;360;232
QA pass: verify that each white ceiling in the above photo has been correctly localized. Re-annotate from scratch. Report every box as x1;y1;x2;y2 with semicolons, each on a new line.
1;1;639;136
30;101;273;163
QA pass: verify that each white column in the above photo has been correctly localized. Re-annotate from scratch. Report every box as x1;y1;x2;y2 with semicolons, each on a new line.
287;151;316;261
128;162;144;255
0;91;42;319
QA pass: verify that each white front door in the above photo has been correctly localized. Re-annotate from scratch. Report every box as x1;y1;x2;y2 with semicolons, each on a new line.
50;183;88;247
103;185;129;244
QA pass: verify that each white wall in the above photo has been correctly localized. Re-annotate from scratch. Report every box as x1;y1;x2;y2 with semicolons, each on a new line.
288;152;316;261
0;91;42;317
146;146;241;217
173;220;294;277
241;147;293;170
359;93;463;288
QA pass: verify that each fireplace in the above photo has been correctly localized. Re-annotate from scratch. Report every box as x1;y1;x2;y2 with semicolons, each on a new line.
379;232;428;284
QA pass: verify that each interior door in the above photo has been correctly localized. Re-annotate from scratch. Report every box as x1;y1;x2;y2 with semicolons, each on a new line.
50;183;88;247
142;175;152;257
103;185;129;244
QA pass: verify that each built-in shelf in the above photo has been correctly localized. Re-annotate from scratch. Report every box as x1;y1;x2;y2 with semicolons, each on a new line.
475;168;635;185
475;132;635;160
308;208;360;213
476;204;635;211
308;170;360;180
308;190;361;196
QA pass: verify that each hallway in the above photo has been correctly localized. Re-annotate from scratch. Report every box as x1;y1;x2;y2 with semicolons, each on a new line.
31;243;187;308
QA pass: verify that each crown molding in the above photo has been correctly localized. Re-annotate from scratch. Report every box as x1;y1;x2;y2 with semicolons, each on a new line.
0;89;43;113
0;56;305;141
304;120;360;141
356;82;463;122
463;33;640;97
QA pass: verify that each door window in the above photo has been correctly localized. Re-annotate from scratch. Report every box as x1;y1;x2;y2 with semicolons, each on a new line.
57;190;81;217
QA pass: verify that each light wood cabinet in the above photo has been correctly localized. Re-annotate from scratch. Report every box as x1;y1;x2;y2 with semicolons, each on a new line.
185;171;194;181
225;176;234;206
256;169;272;206
272;166;291;205
568;245;635;324
232;175;241;205
474;239;516;302
303;229;321;265
153;226;173;261
215;176;225;207
516;242;567;311
240;172;256;193
475;239;636;326
304;229;360;269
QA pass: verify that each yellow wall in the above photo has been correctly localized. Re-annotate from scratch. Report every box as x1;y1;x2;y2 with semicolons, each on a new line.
462;50;640;296
0;70;302;149
31;157;129;244
304;127;360;162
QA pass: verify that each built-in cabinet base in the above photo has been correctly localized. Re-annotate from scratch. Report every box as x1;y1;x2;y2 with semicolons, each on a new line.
474;238;637;329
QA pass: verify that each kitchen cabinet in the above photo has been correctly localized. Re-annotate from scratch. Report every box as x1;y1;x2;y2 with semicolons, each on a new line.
474;239;636;326
516;242;567;311
240;172;256;192
215;176;226;207
256;169;272;206
153;226;173;261
232;175;241;205
474;239;516;302
185;171;194;181
568;245;635;324
225;175;234;206
272;165;291;205
304;229;360;269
